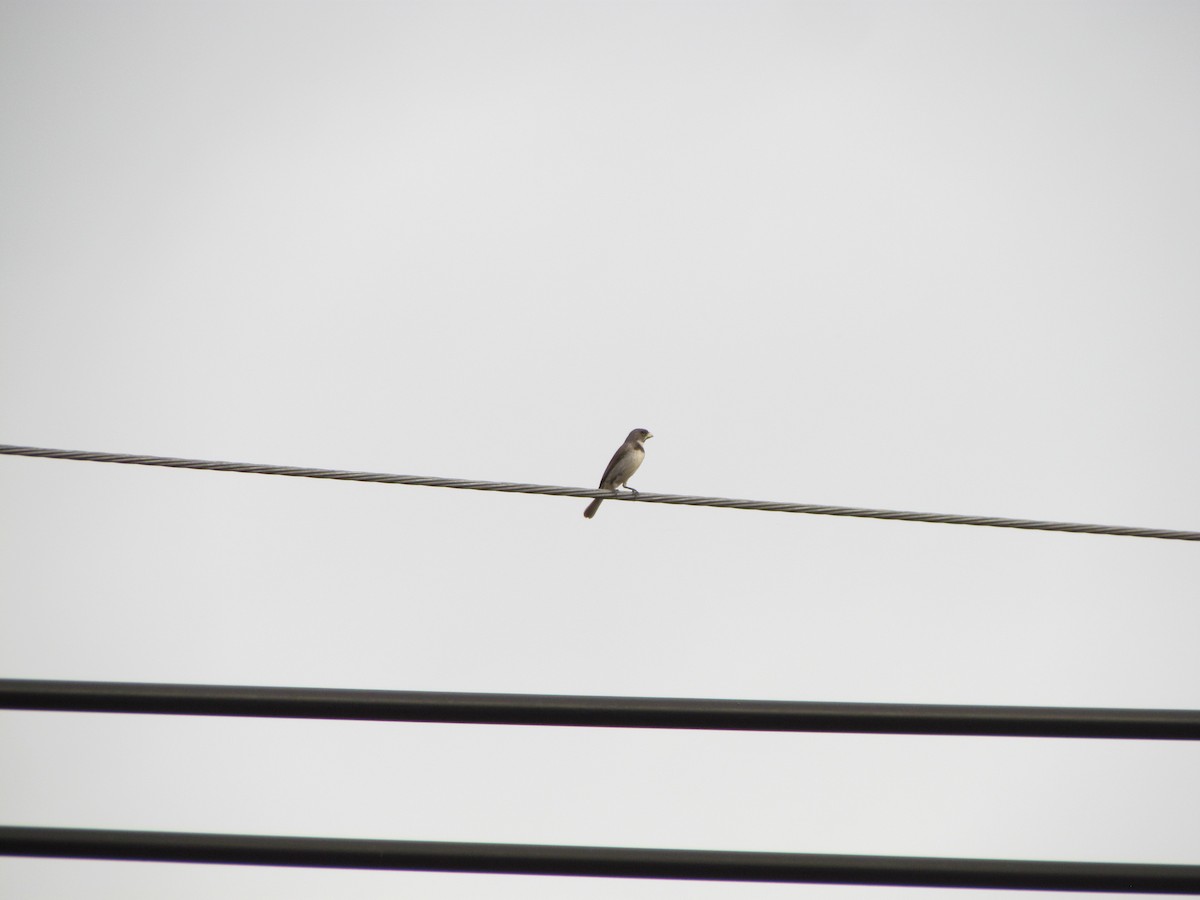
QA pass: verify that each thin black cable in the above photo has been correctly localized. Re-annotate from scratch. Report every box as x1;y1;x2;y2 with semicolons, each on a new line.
3;679;1198;740
2;826;1198;892
2;444;1197;541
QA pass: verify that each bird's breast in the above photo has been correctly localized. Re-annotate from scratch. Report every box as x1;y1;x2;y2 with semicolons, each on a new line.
608;446;644;485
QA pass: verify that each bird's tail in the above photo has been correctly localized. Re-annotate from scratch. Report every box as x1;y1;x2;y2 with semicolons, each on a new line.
583;498;603;519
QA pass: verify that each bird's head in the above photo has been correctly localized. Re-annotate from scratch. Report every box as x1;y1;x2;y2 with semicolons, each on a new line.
628;428;653;443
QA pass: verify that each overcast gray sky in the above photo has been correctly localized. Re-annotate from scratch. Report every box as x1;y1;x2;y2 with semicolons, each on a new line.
2;1;1199;897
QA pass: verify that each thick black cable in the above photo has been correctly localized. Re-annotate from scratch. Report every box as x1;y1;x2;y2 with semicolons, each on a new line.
2;443;1197;541
3;679;1198;740
2;826;1198;892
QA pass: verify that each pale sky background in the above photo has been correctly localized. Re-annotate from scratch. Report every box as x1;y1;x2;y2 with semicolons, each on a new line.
2;1;1199;898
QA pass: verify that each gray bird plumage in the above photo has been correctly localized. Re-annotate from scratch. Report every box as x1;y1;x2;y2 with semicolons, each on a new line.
583;428;653;519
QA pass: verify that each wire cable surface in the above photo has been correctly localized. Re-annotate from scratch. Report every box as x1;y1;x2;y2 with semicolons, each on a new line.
2;826;1199;892
2;443;1197;541
4;679;1200;740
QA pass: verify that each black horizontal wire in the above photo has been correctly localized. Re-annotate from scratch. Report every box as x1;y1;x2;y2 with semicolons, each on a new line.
2;443;1197;540
3;679;1198;740
2;826;1198;892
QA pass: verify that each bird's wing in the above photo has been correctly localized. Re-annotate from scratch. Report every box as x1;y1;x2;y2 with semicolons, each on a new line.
598;441;634;488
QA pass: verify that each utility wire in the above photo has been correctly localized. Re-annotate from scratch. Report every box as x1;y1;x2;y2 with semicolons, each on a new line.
3;826;1199;892
4;679;1199;740
2;443;1196;541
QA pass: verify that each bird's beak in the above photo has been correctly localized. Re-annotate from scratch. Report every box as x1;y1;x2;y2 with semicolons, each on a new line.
645;433;654;440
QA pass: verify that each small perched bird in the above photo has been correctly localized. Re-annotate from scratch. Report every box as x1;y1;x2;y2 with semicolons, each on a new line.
583;428;653;519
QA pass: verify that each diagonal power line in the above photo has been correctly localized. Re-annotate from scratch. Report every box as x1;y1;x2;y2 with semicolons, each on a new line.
2;443;1197;541
3;826;1200;892
3;678;1198;739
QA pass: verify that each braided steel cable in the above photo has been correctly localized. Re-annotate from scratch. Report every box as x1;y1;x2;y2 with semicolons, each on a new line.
2;443;1197;541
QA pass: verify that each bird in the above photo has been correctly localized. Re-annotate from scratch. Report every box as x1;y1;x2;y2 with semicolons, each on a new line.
583;428;653;519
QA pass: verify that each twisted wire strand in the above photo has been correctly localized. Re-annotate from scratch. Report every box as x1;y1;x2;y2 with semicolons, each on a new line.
2;443;1197;542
